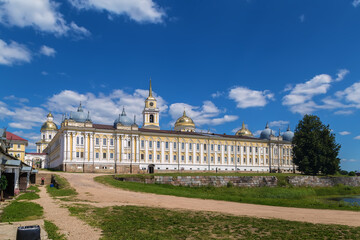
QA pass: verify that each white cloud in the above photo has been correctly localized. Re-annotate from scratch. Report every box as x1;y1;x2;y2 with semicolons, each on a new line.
68;0;165;23
342;158;357;162
335;69;349;82
169;101;238;127
355;135;360;140
4;95;29;103
211;91;224;98
46;89;168;125
282;70;350;115
334;110;354;115
353;0;360;7
41;71;48;76
269;120;289;128
339;131;351;136
0;0;89;36
0;39;31;65
335;82;360;108
40;45;56;57
229;87;274;108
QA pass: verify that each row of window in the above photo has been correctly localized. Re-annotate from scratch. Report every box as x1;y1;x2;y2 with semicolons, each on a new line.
9;144;22;149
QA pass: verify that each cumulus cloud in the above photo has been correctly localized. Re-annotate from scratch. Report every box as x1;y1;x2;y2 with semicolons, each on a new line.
282;70;350;115
334;110;354;115
335;82;360;108
40;45;56;57
353;0;360;7
169;101;238;127
269;120;289;128
229;87;274;108
46;89;168;125
339;131;351;136
0;39;31;65
355;135;360;140
68;0;165;23
211;91;224;98
0;0;89;36
4;95;29;103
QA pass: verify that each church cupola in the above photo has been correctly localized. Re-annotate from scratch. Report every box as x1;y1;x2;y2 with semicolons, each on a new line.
142;79;160;130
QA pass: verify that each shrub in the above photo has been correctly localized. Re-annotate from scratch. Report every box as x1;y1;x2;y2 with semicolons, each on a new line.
348;171;356;176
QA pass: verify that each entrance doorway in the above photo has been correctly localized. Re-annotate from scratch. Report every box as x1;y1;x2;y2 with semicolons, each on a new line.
148;164;155;174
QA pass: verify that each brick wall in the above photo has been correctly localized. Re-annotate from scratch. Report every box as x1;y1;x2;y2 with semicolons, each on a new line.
288;176;360;187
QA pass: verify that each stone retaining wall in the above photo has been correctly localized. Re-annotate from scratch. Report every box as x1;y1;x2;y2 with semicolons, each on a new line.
288;176;360;187
116;176;278;187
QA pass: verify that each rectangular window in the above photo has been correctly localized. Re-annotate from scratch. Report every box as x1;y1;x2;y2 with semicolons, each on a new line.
181;155;184;161
96;152;99;159
77;137;79;145
173;155;177;161
149;154;152;160
189;155;192;161
203;156;207;162
76;152;79;158
103;138;107;146
149;141;153;148
96;138;99;145
197;144;199;150
197;156;199;162
174;142;176;149
237;146;240;152
128;140;131;147
157;141;160;149
225;157;227;163
250;147;252;153
243;158;246;164
81;137;83;145
110;139;114;146
218;145;221;151
141;154;144;160
218;157;220;163
250;158;252;163
256;147;258;153
128;153;131;159
211;144;214;151
165;155;169;161
157;154;160;160
189;143;192;150
266;147;269;154
141;140;145;148
182;142;184;149
165;141;169;149
204;144;207;151
211;156;214;162
237;158;240;163
225;145;227;151
244;146;246;152
103;152;106;159
49;135;52;139
255;158;258;163
80;152;84;158
110;153;114;159
17;144;21;149
231;145;234;152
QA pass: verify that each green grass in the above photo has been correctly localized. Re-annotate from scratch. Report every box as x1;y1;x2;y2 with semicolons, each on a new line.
95;175;360;211
28;185;40;192
0;201;43;222
68;204;360;240
44;220;67;240
16;191;40;200
47;174;77;198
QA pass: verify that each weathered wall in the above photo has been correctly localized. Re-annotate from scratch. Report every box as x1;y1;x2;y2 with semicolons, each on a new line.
116;176;278;187
288;176;360;187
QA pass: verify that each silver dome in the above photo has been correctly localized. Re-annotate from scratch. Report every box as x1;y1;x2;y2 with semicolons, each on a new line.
114;108;133;126
282;125;294;142
69;103;91;123
260;123;276;140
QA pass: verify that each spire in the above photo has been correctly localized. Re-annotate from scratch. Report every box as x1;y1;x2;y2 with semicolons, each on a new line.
183;108;186;116
265;122;269;129
134;115;136;124
287;125;291;131
86;111;91;121
121;107;126;116
77;102;83;112
149;78;153;97
242;121;246;129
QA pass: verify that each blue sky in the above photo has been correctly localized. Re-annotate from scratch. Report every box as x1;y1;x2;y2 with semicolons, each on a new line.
0;0;359;171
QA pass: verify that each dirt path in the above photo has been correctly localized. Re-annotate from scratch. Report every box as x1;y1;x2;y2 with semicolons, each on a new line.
34;185;101;240
56;172;360;227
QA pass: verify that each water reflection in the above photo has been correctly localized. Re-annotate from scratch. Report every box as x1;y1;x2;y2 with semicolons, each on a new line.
330;195;360;206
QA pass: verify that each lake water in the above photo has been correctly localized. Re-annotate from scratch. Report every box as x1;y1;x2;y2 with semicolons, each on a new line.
330;196;360;206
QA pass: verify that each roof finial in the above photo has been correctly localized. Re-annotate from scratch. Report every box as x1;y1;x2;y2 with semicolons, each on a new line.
78;101;83;112
183;108;186;116
287;124;290;131
134;115;136;124
149;78;153;97
265;122;269;129
121;106;126;116
242;121;245;129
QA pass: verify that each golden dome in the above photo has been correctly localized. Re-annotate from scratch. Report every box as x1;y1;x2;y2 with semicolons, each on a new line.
236;122;253;137
41;121;58;131
47;112;54;118
175;110;195;128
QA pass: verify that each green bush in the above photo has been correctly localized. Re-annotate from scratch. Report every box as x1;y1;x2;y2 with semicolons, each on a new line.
349;171;356;176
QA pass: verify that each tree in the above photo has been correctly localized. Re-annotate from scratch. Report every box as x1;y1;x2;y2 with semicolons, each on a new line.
293;114;341;175
0;175;8;201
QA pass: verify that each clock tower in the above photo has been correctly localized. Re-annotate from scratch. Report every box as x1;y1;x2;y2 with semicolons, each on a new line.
142;79;160;129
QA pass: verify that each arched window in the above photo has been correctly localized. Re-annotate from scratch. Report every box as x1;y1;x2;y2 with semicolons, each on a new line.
149;114;154;123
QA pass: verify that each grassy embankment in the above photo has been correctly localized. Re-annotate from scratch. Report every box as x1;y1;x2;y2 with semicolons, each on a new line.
46;174;77;200
68;204;360;239
95;173;360;211
44;220;67;240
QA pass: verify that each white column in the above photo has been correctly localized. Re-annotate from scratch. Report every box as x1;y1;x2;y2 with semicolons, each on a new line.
145;140;149;163
72;132;76;161
90;133;94;162
84;133;88;161
66;133;71;161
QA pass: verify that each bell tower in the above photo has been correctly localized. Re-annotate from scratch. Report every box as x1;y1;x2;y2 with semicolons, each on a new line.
142;79;160;129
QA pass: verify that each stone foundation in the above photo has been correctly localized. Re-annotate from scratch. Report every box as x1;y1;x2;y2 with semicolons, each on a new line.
62;163;144;174
288;176;360;187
